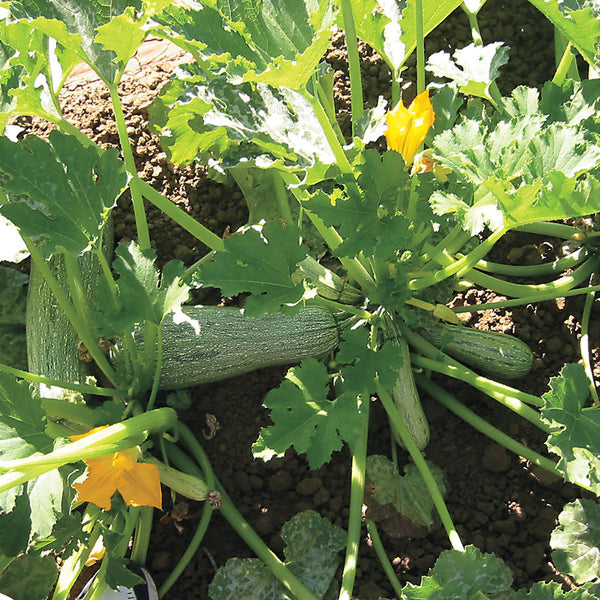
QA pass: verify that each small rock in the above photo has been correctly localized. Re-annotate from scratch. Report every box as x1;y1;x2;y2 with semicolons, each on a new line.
269;469;293;494
482;443;512;473
295;477;322;496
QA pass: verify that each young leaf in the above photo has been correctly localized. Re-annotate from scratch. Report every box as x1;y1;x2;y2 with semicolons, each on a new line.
0;131;126;258
366;455;446;529
253;358;362;469
427;42;510;102
151;0;337;89
196;220;308;315
105;241;190;330
209;510;345;600
303;149;412;259
541;363;600;495
401;545;513;599
550;498;600;585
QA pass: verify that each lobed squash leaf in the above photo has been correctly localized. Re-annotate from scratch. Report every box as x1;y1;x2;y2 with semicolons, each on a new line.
209;510;345;600
541;363;600;495
550;498;600;584
196;220;308;315
0;131;126;258
253;358;362;469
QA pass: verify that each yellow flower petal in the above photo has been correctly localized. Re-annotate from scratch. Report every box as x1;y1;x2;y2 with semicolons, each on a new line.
72;434;163;510
385;90;435;165
117;461;163;509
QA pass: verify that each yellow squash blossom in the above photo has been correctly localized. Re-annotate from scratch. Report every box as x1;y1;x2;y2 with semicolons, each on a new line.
71;427;162;511
385;90;435;165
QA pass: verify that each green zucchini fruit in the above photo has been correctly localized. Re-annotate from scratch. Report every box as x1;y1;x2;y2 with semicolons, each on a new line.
421;323;533;379
27;226;114;401
114;305;341;389
391;335;430;451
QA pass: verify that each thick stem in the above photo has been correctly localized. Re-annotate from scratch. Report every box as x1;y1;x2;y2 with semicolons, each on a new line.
107;83;151;250
338;400;369;600
340;0;364;132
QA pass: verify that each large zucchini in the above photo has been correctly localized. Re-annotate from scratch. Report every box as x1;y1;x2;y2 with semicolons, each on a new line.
27;227;113;400
421;323;533;379
115;305;341;389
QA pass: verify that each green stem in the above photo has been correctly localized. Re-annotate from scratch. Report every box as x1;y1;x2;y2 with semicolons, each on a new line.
553;35;579;86
452;283;600;314
580;281;599;405
414;375;561;475
461;3;483;45
133;177;225;252
131;505;154;565
364;519;404;599
338;400;369;600
463;256;600;299
41;397;106;429
472;247;588;277
171;429;318;600
515;221;581;239
146;325;163;412
411;354;548;428
340;0;364;132
410;227;507;290
377;382;464;551
107;83;151;250
0;363;126;398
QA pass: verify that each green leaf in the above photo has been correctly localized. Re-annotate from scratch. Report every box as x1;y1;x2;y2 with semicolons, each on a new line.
513;580;600;599
0;553;58;600
153;73;335;173
366;454;445;529
427;42;509;102
336;327;402;392
401;545;513;599
152;0;337;89
105;241;190;330
541;363;600;495
209;510;345;600
303;150;412;259
0;373;51;464
351;0;463;77
551;499;600;584
6;0;149;83
196;220;308;315
253;358;362;469
0;131;126;258
526;0;600;68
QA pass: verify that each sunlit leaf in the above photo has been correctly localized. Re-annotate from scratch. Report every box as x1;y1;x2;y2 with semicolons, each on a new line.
0;132;126;258
196;220;308;315
253;358;362;469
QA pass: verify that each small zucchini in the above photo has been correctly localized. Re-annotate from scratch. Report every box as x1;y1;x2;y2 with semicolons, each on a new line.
421;323;533;379
391;335;430;451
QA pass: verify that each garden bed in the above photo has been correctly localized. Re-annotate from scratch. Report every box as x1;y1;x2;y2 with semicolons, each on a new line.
3;1;599;599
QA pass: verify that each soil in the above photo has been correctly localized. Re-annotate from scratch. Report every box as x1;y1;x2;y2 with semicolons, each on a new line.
14;2;599;599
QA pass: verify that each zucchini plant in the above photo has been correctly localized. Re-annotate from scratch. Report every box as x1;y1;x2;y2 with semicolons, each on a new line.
1;1;600;599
